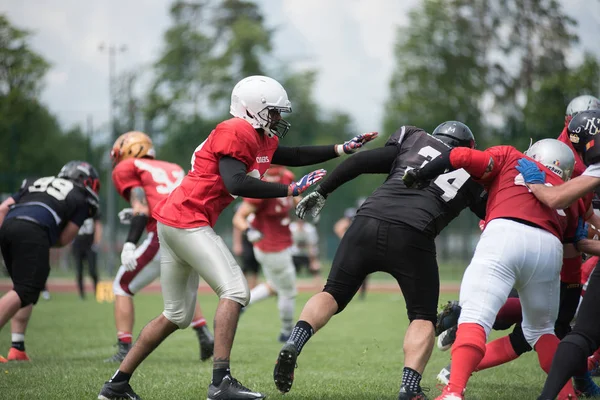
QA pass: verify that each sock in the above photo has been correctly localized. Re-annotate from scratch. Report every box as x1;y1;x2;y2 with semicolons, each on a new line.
278;296;295;335
535;334;577;399
249;283;271;305
402;367;422;392
476;335;518;371
588;347;600;370
447;323;486;394
11;333;25;351
117;331;132;344
212;362;231;386
287;320;314;354
191;318;207;330
110;370;132;383
494;298;522;326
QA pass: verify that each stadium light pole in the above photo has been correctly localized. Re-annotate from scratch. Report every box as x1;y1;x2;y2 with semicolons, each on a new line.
98;42;127;275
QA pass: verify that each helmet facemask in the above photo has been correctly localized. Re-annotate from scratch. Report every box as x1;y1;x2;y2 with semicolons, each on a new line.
255;107;291;138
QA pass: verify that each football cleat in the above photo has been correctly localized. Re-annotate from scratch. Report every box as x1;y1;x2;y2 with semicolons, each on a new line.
207;375;266;399
196;325;215;361
437;364;451;386
588;356;600;377
0;355;6;363
98;380;142;400
398;384;429;399
104;342;132;363
436;301;461;336
274;342;298;393
434;386;464;400
278;332;291;343
573;371;600;397
7;348;30;361
437;326;457;351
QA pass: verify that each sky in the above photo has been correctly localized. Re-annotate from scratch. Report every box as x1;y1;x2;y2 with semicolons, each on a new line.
3;0;600;138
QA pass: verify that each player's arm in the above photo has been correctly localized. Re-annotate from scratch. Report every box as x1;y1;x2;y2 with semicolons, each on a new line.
333;218;350;239
271;132;378;166
93;219;103;250
219;157;324;198
232;225;243;256
232;201;258;232
576;239;600;257
117;186;149;271
526;176;600;209
0;197;15;227
55;221;82;247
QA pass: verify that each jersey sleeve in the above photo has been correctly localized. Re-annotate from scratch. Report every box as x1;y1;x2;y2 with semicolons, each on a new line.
10;178;32;203
385;126;422;147
212;123;257;167
70;194;92;227
112;161;143;199
583;163;600;178
450;146;511;183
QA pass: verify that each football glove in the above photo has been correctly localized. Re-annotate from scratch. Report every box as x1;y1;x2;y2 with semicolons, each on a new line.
289;169;327;197
341;132;379;154
515;158;546;184
296;190;327;220
118;208;134;225
120;242;138;271
246;228;263;243
402;168;428;189
575;217;589;244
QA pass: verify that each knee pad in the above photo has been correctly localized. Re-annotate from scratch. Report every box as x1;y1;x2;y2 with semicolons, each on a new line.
508;325;532;355
218;276;250;306
14;285;41;307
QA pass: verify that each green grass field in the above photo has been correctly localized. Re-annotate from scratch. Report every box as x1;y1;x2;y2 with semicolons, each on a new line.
0;291;565;399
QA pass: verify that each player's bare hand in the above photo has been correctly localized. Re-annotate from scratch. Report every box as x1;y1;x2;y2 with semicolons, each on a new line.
296;191;327;220
120;242;138;271
288;169;327;197
341;132;379;154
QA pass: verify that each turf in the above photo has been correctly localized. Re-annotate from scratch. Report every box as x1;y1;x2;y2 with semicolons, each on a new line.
0;291;569;399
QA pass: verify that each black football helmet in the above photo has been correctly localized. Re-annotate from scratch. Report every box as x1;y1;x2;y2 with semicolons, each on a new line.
568;109;600;166
432;121;476;149
58;160;101;197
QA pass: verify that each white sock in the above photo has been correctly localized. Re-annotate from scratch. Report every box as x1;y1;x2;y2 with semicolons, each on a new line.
278;296;295;335
249;283;271;305
12;333;25;343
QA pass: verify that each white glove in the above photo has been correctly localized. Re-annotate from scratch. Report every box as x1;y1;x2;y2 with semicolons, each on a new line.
246;228;263;243
296;191;327;220
120;242;138;271
118;208;134;225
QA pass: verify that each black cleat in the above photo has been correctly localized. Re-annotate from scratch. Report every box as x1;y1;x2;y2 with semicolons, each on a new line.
273;343;298;393
207;375;266;399
196;325;215;361
437;325;457;351
435;301;461;336
397;384;429;400
104;342;131;363
98;381;142;400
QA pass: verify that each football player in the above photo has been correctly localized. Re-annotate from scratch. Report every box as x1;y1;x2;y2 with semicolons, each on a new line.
232;206;261;289
97;75;378;400
275;122;486;400
516;110;600;400
404;139;582;399
0;161;100;362
232;165;298;342
289;217;321;290
104;131;214;363
71;211;102;299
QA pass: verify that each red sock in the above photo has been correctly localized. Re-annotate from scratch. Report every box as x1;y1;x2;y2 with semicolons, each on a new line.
494;298;522;326
117;331;132;344
535;334;576;399
191;318;206;329
448;323;486;394
588;347;600;370
475;335;519;371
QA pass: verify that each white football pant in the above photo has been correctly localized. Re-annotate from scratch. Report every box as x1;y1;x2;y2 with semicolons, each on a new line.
459;218;562;347
157;223;249;328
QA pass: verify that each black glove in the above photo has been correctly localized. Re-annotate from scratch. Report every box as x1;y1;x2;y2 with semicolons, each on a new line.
402;168;429;189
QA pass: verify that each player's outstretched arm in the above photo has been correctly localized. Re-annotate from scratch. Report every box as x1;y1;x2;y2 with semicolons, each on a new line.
517;158;600;209
120;187;150;271
232;201;263;243
219;157;324;198
272;132;379;167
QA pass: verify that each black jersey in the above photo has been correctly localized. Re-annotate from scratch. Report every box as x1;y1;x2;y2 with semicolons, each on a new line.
358;126;486;237
6;176;96;245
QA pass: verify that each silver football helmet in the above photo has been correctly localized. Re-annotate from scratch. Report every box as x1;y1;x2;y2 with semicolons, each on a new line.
524;139;575;182
566;95;600;123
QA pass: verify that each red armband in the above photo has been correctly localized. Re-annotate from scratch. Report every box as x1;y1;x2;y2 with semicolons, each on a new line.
449;148;492;178
560;255;582;284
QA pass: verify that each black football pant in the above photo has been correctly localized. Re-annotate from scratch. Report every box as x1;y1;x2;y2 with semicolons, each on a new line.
72;245;98;298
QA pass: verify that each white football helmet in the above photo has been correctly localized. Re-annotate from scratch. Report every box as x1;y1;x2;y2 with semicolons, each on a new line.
524;139;575;182
230;75;292;138
566;95;600;124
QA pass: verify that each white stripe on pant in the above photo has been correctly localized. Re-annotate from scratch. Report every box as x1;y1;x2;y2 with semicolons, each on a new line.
458;218;562;347
157;222;249;328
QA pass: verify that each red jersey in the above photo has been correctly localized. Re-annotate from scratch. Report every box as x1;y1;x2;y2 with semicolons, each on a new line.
245;169;295;252
451;145;583;241
112;158;185;231
153;118;279;228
